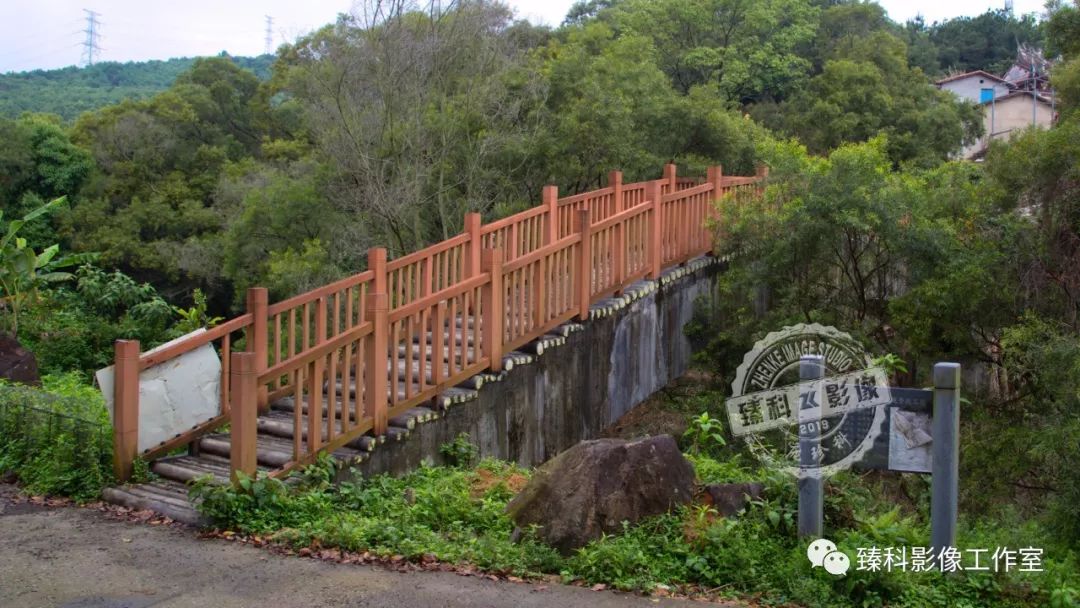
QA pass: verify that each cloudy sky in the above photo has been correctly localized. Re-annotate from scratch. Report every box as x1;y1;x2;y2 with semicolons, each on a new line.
0;0;1048;74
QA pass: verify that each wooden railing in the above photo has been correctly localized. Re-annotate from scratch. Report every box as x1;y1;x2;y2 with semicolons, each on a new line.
110;163;766;482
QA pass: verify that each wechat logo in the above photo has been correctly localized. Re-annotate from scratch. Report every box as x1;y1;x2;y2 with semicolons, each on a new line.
808;538;850;576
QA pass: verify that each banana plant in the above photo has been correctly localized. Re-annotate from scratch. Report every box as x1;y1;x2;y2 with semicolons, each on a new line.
0;197;93;337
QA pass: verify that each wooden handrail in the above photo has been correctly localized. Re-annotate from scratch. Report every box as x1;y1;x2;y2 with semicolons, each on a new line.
258;320;376;384
501;233;582;273
386;232;470;271
138;314;253;370
662;181;713;203
386;273;490;323
479;205;547;234
558;186;614;207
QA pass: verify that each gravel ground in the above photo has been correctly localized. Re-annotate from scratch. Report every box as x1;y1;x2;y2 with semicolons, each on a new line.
0;484;737;608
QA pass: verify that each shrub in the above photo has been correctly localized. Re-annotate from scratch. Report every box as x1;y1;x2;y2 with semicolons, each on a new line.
0;373;112;499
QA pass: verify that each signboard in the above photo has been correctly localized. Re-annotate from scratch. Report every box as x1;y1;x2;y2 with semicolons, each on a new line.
854;388;933;474
96;329;222;453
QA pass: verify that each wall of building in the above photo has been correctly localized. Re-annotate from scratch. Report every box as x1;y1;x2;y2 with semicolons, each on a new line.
985;95;1054;139
962;94;1055;159
347;257;723;478
940;76;1007;104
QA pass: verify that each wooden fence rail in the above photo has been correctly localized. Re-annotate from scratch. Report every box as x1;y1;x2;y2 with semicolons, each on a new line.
111;163;766;482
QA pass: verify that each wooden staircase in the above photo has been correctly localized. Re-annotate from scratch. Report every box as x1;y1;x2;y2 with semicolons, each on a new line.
101;164;767;526
104;318;490;526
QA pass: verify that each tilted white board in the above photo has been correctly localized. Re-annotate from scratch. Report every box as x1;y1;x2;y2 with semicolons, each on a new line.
96;329;222;454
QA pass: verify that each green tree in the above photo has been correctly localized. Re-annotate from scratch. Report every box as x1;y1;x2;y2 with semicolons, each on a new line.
769;31;982;165
0;197;86;336
600;0;820;102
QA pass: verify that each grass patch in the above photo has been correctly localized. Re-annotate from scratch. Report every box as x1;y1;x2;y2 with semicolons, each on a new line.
0;372;113;500
191;449;1080;607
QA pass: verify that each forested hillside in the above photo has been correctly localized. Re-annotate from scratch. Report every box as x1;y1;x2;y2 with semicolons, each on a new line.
3;1;1080;604
0;55;274;121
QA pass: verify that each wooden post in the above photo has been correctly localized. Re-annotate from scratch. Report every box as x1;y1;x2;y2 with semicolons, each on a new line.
609;171;623;214
931;362;961;554
647;179;663;279
365;292;389;435
481;248;505;372
246;287;269;412
574;209;592;320
112;339;140;482
230;351;258;484
797;355;825;539
464;212;483;277
707;165;723;199
755;163;770;180
663;163;677;193
543;185;559;244
368;246;387;301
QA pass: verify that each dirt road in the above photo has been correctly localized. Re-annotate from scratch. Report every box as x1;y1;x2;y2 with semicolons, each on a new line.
0;485;709;608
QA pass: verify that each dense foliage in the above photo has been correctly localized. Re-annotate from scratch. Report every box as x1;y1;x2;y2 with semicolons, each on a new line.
192;431;1080;607
0;55;274;121
1;0;1033;318
0;374;113;500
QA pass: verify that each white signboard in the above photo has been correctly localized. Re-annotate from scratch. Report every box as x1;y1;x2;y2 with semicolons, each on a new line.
96;329;222;453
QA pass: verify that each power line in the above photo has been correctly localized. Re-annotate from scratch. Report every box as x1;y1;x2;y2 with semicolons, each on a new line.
264;15;274;55
82;8;102;66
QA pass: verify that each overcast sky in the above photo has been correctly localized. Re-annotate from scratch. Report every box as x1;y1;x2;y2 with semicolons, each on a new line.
0;0;1048;74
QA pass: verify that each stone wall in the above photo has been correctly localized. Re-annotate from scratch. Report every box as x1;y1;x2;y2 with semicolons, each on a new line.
350;256;724;477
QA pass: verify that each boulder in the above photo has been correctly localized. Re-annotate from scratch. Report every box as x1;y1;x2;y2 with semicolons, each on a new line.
0;333;40;387
698;482;765;516
506;435;695;553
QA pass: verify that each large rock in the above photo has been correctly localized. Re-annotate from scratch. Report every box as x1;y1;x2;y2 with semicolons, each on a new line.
0;333;40;386
506;435;695;553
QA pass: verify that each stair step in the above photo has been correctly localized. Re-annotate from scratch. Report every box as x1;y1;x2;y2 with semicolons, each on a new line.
257;411;375;451
198;434;293;468
102;482;204;526
151;455;237;486
198;432;367;466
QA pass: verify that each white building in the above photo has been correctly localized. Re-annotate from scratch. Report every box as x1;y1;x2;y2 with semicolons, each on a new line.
935;70;1011;104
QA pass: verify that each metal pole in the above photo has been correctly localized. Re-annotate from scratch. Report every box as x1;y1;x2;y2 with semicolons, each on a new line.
798;354;825;538
931;362;961;552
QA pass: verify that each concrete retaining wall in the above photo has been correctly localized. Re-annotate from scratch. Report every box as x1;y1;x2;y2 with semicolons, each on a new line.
350;256;724;477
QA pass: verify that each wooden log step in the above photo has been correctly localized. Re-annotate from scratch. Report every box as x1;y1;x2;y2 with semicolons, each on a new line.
271;395;356;422
443;387;478;405
257;430;367;464
122;482;199;510
152;456;232;486
414;327;476;348
101;485;204;526
256;411;376;452
388;406;437;430
385;426;409;442
197;434;292;468
395;343;478;366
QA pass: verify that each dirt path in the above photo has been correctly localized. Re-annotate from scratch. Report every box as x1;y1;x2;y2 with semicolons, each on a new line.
0;484;720;608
